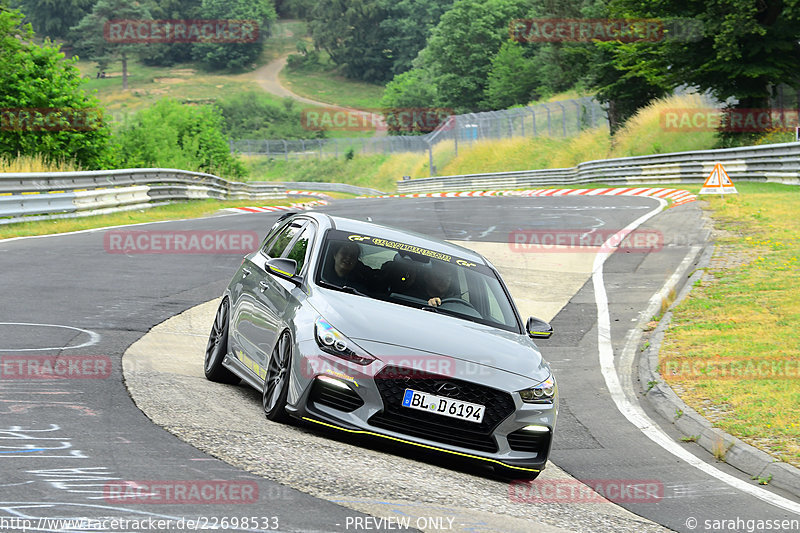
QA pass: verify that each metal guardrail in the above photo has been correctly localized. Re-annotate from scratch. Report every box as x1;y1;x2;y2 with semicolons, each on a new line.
280;181;385;196
396;142;800;193
0;168;286;224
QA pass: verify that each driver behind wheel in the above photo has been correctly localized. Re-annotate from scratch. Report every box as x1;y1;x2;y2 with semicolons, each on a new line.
413;259;458;307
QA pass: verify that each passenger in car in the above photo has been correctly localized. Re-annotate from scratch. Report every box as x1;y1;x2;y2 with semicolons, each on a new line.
322;241;379;294
378;254;419;296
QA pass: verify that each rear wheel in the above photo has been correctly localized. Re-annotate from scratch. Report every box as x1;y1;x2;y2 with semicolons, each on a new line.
263;330;292;422
204;298;240;384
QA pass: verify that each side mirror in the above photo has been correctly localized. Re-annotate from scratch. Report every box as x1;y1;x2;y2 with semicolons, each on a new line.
266;258;299;284
526;317;553;339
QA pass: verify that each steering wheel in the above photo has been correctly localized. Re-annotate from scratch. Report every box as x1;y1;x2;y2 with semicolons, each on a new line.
438;297;477;311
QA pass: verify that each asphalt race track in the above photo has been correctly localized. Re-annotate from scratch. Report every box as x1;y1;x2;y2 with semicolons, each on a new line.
1;195;798;533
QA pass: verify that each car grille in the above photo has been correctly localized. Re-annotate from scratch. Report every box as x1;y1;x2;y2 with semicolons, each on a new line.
506;428;551;455
368;365;515;453
309;379;364;413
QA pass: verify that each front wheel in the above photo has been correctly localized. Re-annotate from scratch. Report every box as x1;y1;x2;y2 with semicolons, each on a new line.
262;330;292;422
204;298;240;384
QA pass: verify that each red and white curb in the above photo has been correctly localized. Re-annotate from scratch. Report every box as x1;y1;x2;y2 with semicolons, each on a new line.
356;187;697;207
287;190;333;200
226;187;697;214
224;199;328;214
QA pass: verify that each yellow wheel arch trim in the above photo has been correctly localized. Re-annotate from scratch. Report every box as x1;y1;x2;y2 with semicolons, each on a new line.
301;417;541;473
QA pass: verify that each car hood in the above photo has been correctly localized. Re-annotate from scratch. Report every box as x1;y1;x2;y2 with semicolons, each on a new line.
308;288;550;382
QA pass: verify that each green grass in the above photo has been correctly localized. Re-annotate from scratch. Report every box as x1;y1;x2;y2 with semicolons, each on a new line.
75;19;316;121
0;199;297;239
280;54;386;110
76;60;270;121
660;183;800;467
242;154;395;192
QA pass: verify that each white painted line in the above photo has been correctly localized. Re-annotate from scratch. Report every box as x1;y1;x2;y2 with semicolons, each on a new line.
0;323;100;352
592;202;800;515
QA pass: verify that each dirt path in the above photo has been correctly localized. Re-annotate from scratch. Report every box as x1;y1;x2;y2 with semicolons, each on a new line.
240;54;387;137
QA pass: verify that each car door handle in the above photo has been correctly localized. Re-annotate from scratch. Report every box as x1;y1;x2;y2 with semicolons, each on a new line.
259;281;269;292
242;268;251;277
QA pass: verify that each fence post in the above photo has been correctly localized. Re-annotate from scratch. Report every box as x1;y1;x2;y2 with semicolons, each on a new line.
573;100;581;132
544;105;552;136
428;140;435;176
531;108;537;136
283;140;288;162
453;115;458;157
555;101;567;136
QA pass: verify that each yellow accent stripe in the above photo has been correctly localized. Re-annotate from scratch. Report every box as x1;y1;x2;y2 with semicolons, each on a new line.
301;416;540;473
21;191;40;195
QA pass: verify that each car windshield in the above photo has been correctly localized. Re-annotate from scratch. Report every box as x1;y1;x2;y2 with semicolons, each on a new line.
315;229;520;332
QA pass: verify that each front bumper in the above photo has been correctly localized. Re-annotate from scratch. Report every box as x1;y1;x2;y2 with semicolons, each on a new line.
286;340;557;473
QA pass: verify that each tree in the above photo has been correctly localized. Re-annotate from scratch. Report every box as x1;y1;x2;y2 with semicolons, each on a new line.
379;0;455;76
416;0;530;111
139;0;201;66
483;40;540;109
114;98;245;178
379;68;439;134
607;0;800;115
308;0;393;83
11;0;95;39
192;0;276;70
0;8;112;168
70;0;153;90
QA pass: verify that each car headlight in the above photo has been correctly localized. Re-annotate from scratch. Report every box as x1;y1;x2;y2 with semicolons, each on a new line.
518;375;556;404
314;317;375;365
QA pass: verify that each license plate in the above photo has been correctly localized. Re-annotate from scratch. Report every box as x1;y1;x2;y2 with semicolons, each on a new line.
401;389;485;423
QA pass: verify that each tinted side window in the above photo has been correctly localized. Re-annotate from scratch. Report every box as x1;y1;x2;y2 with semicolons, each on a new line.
285;224;314;275
264;222;304;258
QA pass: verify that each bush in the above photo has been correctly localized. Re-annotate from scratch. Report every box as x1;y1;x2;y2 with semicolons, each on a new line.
0;9;113;169
113;99;246;179
214;92;325;140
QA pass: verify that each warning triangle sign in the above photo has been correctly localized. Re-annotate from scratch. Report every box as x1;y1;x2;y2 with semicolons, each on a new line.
699;163;737;195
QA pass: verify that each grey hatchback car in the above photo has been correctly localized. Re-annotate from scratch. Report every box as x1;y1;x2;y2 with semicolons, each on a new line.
204;212;557;478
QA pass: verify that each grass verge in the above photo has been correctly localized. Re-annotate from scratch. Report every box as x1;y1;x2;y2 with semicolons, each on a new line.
660;182;799;467
280;58;385;110
0;199;297;240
